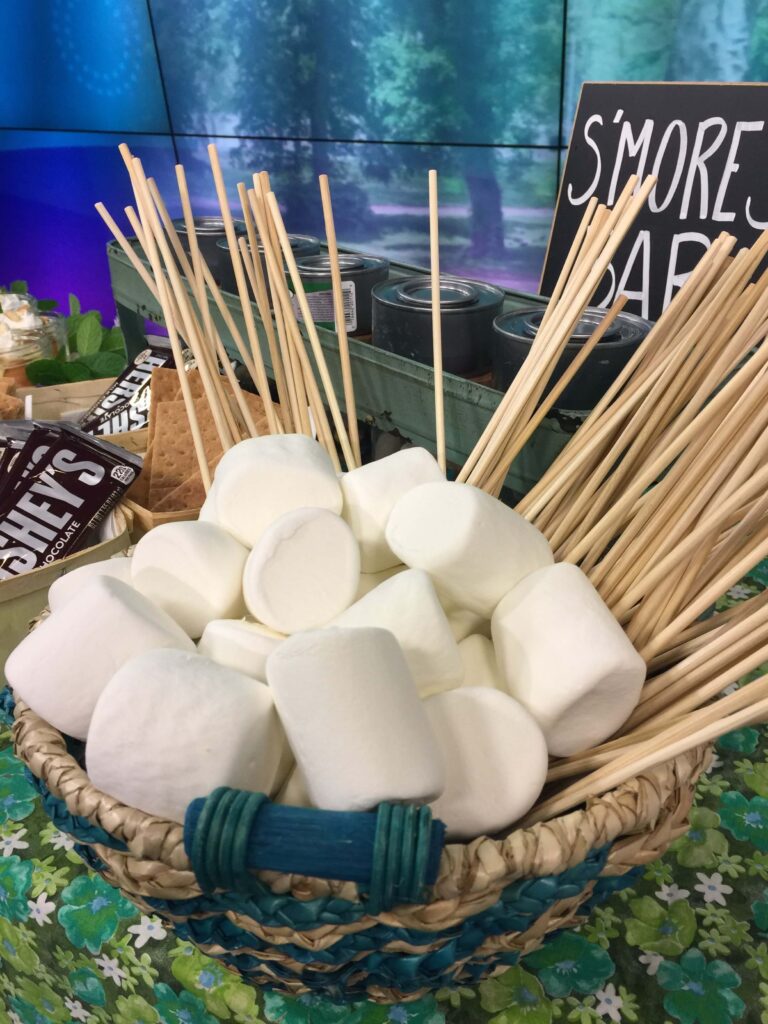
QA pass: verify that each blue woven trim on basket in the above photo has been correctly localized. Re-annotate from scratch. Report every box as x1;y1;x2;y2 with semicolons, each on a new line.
581;865;644;915
73;843;110;875
143;886;368;930
139;844;613;1001
142;842;613;939
25;771;128;852
0;687;15;726
214;942;517;999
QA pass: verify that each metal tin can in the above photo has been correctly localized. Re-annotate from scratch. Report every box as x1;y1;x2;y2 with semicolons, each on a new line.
216;233;322;296
372;275;504;377
172;216;246;289
492;305;651;410
294;253;389;337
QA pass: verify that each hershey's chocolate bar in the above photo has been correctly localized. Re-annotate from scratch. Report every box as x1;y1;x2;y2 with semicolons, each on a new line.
2;425;60;500
0;427;142;580
0;422;35;479
80;340;174;435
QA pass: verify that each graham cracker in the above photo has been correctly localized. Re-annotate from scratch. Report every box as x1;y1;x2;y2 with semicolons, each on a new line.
147;397;223;511
226;387;272;437
129;368;207;507
0;393;23;419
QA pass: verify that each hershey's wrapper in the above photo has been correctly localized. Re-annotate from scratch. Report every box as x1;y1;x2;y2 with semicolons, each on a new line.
0;422;36;480
79;340;174;435
0;426;142;580
2;425;60;500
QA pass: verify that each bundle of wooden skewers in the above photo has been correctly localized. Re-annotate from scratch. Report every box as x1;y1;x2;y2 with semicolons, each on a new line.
98;148;768;829
458;175;768;824
96;142;363;490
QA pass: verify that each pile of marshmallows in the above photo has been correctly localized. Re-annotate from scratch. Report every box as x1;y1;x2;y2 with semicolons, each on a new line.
7;435;646;841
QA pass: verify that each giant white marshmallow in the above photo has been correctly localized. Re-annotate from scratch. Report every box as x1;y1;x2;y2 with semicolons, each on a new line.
243;507;359;634
386;482;554;617
331;569;462;697
442;603;491;642
340;447;444;571
492;562;646;756
131;521;248;639
212;434;343;547
197;618;283;680
6;577;194;740
266;627;445;812
353;563;405;602
86;648;290;823
48;556;134;612
198;481;220;525
276;765;313;808
424;688;547;839
458;634;504;691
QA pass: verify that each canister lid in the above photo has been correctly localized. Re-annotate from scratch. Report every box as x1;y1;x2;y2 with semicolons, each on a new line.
173;216;246;236
217;232;319;254
295;253;388;277
373;275;504;314
396;277;479;308
494;305;650;348
297;253;365;274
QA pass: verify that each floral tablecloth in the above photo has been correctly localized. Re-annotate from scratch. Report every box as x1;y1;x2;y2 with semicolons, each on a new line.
1;567;768;1024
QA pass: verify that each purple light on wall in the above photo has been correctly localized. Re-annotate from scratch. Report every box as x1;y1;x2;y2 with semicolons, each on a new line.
0;131;176;318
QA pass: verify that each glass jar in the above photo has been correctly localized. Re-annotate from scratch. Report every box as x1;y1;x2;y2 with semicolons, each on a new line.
0;319;55;387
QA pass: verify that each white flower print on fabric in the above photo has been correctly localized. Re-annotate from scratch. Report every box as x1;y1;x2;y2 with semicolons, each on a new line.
694;872;733;905
27;891;55;926
127;914;168;948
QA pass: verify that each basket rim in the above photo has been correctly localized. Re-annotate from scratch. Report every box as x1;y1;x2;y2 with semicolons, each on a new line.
11;693;709;907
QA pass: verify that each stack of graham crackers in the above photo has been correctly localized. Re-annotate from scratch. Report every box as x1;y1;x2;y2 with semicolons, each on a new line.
127;367;272;515
0;377;23;419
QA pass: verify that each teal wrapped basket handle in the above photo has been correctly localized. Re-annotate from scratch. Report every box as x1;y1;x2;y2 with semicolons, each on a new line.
183;787;446;913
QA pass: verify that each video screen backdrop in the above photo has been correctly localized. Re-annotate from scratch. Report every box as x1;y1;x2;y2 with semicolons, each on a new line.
1;0;766;319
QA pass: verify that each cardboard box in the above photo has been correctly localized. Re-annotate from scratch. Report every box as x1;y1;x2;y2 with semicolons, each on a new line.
15;378;116;422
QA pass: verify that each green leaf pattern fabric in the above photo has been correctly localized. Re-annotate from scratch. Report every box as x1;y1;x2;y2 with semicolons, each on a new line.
0;573;767;1022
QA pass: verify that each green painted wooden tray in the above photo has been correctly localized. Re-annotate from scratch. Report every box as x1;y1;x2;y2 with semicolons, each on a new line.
106;242;571;494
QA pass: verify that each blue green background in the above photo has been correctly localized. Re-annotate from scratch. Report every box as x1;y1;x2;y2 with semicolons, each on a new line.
1;0;766;316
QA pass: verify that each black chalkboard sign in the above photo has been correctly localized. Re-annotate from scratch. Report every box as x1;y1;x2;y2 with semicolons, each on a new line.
541;82;768;322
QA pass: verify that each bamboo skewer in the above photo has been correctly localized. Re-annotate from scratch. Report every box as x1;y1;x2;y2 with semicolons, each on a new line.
516;234;737;523
236;181;290;427
249;180;320;443
250;192;342;470
170;170;242;445
524;680;768;827
546;643;768;785
465;176;657;493
144;178;237;451
171;170;260;440
631;624;768;731
207;144;280;435
319;174;362;467
482;295;628;496
457;198;601;486
265;190;356;470
127;162;212;491
253;173;309;434
428;170;446;473
122;191;261;444
249;181;308;436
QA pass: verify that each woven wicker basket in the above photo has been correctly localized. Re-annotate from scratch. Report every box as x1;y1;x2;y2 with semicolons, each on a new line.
10;686;710;1004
